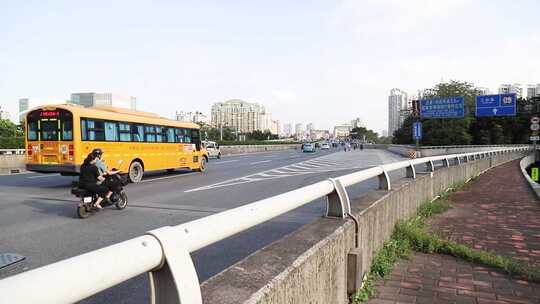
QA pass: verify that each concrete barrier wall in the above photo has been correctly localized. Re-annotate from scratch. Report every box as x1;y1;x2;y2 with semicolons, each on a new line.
200;150;527;304
220;144;300;155
0;155;25;174
0;144;301;173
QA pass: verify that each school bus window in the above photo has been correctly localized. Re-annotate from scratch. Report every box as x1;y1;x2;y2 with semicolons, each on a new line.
131;125;144;142
27;121;38;141
155;126;163;142
167;128;175;143
81;119;87;140
119;123;131;142
41;120;59;140
62;120;73;140
145;125;156;142
105;122;118;141
86;119;105;141
183;128;192;143
175;128;184;143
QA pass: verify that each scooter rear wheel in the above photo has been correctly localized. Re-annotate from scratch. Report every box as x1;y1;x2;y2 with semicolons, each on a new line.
77;205;91;219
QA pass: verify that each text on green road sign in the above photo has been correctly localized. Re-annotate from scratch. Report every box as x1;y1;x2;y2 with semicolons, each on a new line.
532;167;539;182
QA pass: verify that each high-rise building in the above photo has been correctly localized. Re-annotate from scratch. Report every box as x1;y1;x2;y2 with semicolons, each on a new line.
333;124;351;138
70;92;137;110
270;120;280;136
525;84;539;99
306;123;314;133
18;98;66;122
350;118;363;128
211;99;267;134
388;88;409;137
382;130;389;137
176;111;210;124
283;123;292;137
295;123;304;136
498;84;523;98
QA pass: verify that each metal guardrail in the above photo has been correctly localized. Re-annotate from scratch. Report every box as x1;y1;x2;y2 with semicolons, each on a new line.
0;149;25;155
387;144;529;150
0;147;530;304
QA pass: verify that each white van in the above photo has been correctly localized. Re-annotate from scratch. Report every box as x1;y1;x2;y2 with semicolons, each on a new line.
203;141;221;159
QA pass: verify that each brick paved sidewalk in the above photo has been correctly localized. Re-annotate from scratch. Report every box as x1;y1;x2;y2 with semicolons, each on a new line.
431;160;540;266
367;159;540;303
367;253;540;304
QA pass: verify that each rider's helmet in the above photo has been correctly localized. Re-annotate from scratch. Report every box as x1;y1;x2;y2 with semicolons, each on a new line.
91;148;103;158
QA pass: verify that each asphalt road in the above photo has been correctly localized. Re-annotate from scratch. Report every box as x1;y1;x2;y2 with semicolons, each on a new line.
0;147;406;303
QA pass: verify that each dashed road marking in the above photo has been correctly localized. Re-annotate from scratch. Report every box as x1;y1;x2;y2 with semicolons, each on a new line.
27;174;60;179
141;172;197;183
213;160;239;165
250;160;272;165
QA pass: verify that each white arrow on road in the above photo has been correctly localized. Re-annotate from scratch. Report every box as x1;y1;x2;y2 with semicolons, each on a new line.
493;108;498;115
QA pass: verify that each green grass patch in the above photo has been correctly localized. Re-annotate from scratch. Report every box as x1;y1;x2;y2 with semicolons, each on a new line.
352;186;540;303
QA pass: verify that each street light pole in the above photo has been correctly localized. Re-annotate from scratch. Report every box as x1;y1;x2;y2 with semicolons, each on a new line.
220;112;223;141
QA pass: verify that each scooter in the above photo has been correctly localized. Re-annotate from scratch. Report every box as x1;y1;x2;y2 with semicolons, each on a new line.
71;172;129;219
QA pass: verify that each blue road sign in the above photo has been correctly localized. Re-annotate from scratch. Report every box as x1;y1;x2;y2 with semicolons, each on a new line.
420;96;464;119
413;122;422;140
476;93;516;117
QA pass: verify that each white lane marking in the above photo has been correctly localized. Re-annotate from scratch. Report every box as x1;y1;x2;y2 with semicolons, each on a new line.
213;160;239;165
141;172;197;183
250;160;272;165
183;150;402;193
185;153;350;192
28;174;60;179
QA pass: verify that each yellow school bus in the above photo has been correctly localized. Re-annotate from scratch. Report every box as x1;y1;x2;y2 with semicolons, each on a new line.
25;104;208;182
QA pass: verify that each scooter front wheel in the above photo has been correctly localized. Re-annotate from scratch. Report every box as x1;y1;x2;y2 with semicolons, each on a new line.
77;204;92;219
115;192;128;210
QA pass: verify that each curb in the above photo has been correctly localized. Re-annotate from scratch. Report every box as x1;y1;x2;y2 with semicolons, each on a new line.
519;153;540;200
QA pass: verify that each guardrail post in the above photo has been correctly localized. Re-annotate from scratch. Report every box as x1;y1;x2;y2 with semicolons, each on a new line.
425;160;434;172
378;168;391;190
455;156;461;165
146;227;202;304
406;163;416;178
326;178;350;218
442;158;450;167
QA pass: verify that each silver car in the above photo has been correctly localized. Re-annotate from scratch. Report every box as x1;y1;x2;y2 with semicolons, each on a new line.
302;143;316;152
203;141;221;159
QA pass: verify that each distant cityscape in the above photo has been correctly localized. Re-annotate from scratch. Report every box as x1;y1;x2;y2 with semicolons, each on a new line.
387;83;540;138
3;82;539;141
2;94;366;141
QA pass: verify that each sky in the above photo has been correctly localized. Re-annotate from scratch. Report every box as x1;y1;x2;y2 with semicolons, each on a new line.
1;0;540;134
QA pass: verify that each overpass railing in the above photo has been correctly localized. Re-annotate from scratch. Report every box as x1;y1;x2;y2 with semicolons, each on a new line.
0;146;530;304
0;149;24;155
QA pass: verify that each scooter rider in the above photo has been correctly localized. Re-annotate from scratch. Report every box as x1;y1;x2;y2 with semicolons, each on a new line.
79;153;113;209
91;148;122;193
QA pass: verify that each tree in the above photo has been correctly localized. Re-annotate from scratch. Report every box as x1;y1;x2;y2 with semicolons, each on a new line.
392;80;532;146
0;119;24;148
350;126;378;142
201;126;236;141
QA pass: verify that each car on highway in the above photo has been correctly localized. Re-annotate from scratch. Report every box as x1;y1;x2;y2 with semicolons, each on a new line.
203;140;221;159
321;143;330;150
302;143;316;152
